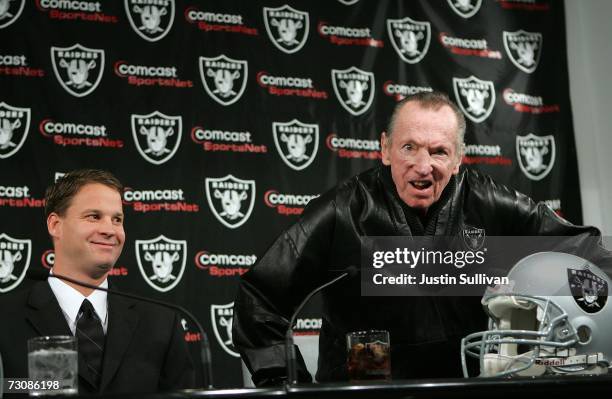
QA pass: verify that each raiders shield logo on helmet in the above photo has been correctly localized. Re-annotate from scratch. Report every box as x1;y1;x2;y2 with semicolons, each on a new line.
124;0;175;42
0;233;31;293
51;43;105;97
263;4;310;54
453;75;496;123
503;30;543;74
386;17;431;64
568;267;608;314
516;133;555;181
199;55;248;106
0;0;25;29
447;0;482;19
211;303;240;357
135;235;186;292
0;102;30;159
272;119;319;171
131;110;182;165
462;226;485;251
331;66;375;116
205;175;256;229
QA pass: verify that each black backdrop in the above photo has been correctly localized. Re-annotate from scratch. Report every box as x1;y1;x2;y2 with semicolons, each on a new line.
1;0;579;387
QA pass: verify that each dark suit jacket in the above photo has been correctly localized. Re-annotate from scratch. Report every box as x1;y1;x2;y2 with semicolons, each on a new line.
0;281;195;394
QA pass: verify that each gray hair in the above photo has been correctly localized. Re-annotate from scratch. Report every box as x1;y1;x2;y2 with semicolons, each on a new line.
385;91;466;158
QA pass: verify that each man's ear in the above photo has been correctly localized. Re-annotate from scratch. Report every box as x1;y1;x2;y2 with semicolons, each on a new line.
47;213;62;240
381;132;391;166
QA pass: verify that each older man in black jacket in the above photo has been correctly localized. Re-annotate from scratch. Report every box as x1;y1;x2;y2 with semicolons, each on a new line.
233;91;607;386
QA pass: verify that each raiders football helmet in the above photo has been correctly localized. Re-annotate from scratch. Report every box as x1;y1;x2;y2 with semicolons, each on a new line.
462;251;611;377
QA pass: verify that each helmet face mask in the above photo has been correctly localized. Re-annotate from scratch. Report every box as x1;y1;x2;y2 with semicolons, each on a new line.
462;252;611;378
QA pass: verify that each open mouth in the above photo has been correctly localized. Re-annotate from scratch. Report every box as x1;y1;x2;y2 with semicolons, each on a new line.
410;181;432;190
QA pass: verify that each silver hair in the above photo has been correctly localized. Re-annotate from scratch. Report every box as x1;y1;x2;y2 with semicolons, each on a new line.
385;91;466;158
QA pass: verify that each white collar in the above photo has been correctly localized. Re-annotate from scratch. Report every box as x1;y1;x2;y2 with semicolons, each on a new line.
48;269;108;332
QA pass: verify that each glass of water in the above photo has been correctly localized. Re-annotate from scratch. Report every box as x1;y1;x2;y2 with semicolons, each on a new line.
27;336;78;396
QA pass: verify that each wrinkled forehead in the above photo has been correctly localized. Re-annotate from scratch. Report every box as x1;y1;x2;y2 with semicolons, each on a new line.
394;102;459;139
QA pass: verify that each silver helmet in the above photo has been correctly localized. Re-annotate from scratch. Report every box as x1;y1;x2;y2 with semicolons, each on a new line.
462;251;611;377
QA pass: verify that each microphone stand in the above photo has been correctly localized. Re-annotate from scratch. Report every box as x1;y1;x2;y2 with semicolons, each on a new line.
49;273;214;389
285;271;350;385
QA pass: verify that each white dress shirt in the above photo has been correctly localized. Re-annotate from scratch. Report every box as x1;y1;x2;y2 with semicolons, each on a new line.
48;269;109;335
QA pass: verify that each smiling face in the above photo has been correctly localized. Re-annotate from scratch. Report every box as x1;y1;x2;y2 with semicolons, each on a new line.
381;101;461;214
48;183;125;280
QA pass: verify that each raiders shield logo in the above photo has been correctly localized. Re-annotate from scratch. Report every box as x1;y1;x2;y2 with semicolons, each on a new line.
462;226;485;251
131;111;182;165
0;233;31;293
516;133;555;181
331;66;375;116
205;175;256;229
386;17;431;64
0;0;24;29
272;119;319;171
447;0;482;19
211;303;240;357
453;75;496;123
0;102;30;159
199;55;248;106
568;267;608;313
135;235;186;292
263;4;310;54
503;30;543;74
124;0;175;42
51;43;105;97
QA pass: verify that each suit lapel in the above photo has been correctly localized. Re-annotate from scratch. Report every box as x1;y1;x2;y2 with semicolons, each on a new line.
25;281;98;390
25;281;72;337
99;294;139;392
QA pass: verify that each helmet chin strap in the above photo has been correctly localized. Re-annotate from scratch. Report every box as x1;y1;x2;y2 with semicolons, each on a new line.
483;348;609;377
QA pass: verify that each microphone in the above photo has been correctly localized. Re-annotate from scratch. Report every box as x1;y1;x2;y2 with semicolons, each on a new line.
285;266;359;385
27;268;214;389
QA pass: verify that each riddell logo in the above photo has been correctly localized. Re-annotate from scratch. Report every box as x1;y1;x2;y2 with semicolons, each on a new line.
462;144;512;166
0;184;45;209
124;0;175;42
35;0;118;23
0;0;25;29
317;21;383;48
185;6;258;36
51;43;105;97
503;89;559;114
264;189;318;216
0;54;45;77
497;0;550;11
39;118;124;148
114;60;193;88
382;81;432;101
256;71;328;99
439;32;502;59
123;186;199;213
194;250;256;277
326;133;381;160
191;125;267;154
0;102;30;159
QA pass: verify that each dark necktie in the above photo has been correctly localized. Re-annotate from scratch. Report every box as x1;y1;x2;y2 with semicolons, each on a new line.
76;299;105;388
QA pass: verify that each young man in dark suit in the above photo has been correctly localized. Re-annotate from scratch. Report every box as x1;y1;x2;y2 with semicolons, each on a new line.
0;169;194;394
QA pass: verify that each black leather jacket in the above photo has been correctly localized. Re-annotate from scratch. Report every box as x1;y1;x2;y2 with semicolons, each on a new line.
233;166;603;385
